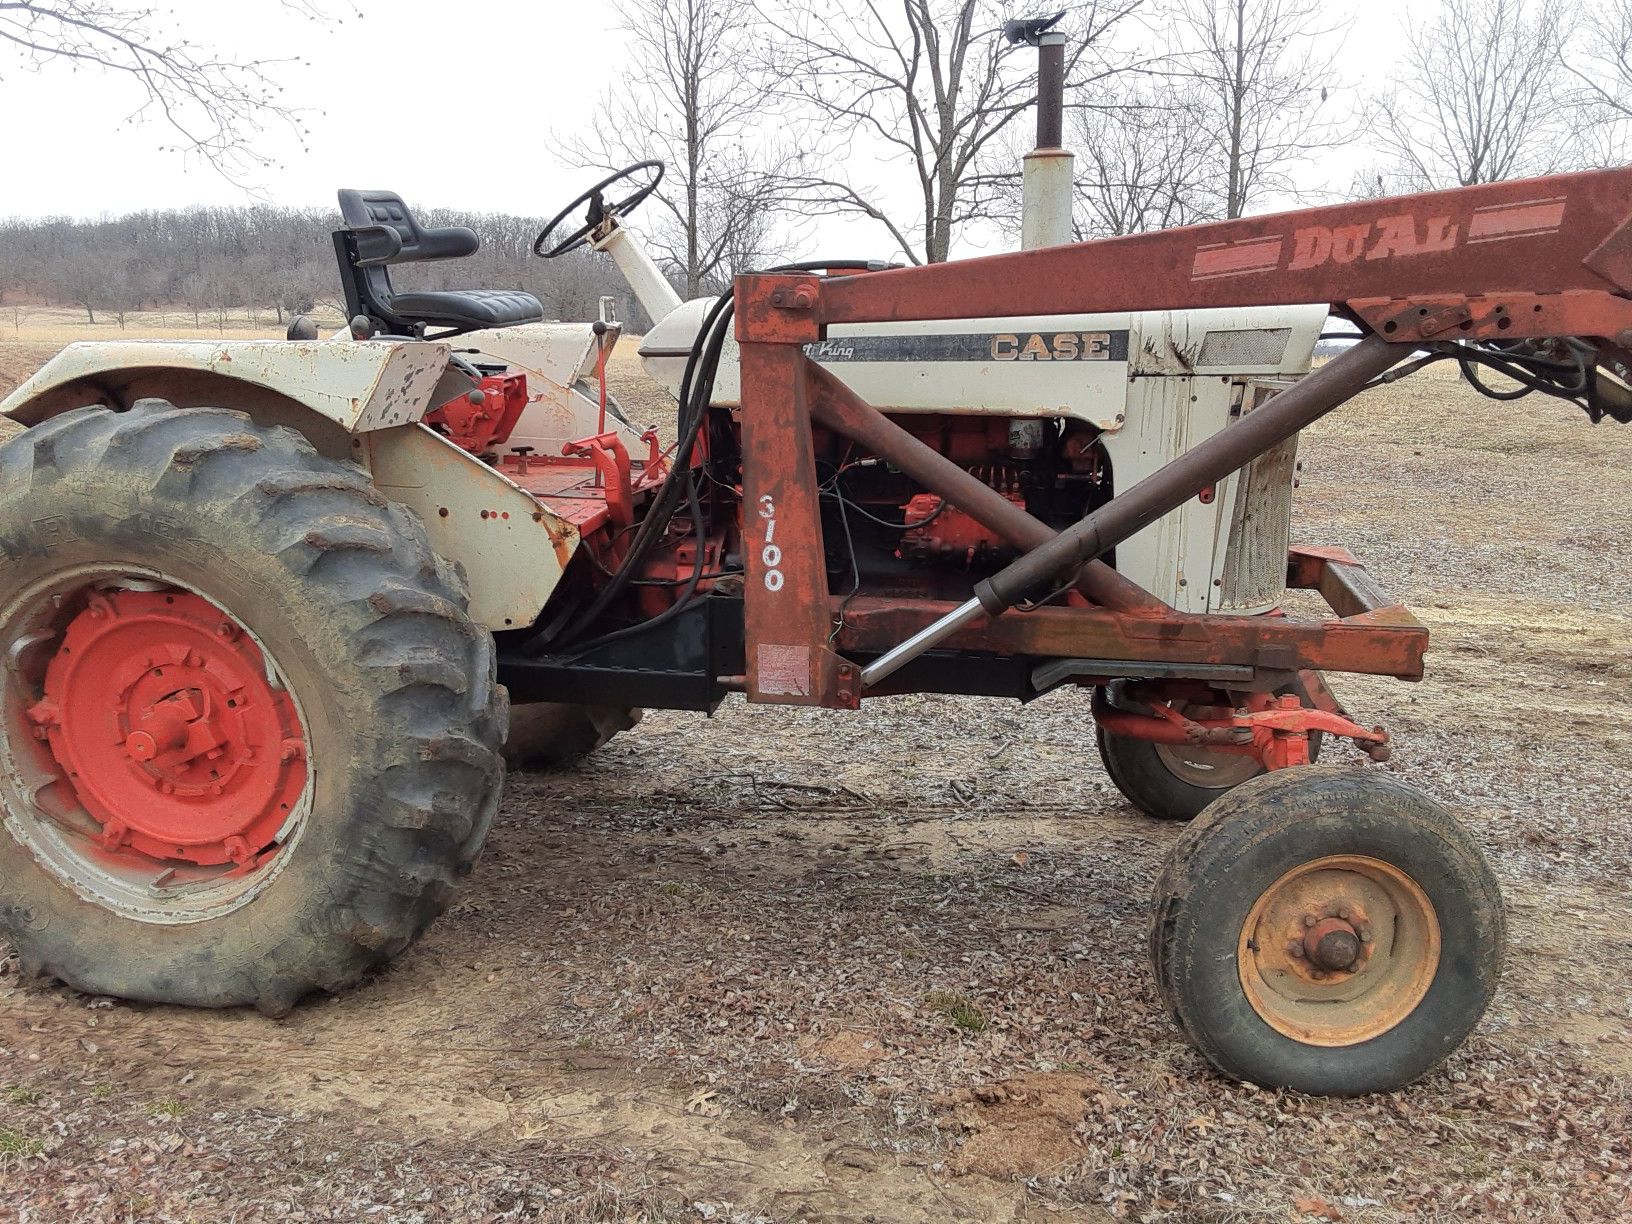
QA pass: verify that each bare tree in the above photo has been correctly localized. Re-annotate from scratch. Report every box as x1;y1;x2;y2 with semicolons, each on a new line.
1162;0;1348;218
1370;0;1576;191
1561;0;1632;167
106;252;153;328
58;255;101;324
758;0;1140;264
1070;82;1217;236
688;150;789;291
0;1;340;183
561;0;788;298
1567;0;1632;118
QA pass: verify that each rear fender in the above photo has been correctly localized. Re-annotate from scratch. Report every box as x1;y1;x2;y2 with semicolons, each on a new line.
0;339;575;631
361;425;578;630
0;339;453;460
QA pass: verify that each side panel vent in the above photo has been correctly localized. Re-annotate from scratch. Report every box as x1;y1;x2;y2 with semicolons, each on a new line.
1217;379;1297;613
1197;327;1291;368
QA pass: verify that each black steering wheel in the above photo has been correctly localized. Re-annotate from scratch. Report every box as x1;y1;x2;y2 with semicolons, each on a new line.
534;160;665;258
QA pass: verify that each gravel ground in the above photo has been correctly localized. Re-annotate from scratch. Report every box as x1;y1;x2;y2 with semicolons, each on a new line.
0;346;1630;1222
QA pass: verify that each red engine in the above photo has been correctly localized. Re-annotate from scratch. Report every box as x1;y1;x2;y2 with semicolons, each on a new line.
812;414;1109;592
898;485;1025;567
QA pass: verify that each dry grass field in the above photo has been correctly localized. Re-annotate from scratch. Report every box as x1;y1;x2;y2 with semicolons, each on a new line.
1;324;1630;1222
0;305;346;346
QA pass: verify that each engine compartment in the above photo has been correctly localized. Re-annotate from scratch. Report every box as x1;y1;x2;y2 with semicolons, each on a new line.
805;413;1113;604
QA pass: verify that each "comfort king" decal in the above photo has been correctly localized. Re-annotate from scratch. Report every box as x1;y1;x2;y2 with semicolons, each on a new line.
805;331;1131;363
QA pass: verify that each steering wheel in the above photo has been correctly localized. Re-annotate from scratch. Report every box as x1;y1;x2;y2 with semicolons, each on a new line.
534;160;665;258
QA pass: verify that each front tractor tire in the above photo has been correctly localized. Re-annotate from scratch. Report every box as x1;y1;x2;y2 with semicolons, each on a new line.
503;702;641;771
1150;768;1504;1095
0;402;507;1015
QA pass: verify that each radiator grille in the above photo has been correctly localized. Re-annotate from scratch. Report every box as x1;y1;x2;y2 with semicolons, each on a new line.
1218;381;1298;611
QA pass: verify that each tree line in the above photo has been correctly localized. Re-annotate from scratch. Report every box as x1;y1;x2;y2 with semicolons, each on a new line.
0;206;652;331
571;0;1632;284
3;0;1629;323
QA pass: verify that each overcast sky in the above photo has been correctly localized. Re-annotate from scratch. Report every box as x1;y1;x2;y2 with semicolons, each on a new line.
0;0;1413;254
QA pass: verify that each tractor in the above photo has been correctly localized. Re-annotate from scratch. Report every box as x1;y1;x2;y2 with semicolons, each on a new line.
4;157;1630;1096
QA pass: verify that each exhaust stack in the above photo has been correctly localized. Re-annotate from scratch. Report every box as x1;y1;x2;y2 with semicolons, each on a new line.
1006;11;1075;250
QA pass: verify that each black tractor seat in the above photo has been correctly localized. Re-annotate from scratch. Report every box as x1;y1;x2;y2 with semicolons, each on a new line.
333;189;545;338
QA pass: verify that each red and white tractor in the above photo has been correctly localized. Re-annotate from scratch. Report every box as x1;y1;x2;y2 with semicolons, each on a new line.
4;154;1629;1094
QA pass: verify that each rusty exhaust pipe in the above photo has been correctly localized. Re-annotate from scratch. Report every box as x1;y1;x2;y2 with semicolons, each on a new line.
860;334;1408;688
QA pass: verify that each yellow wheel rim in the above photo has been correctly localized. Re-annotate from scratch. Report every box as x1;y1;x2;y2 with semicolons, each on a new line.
1238;854;1441;1047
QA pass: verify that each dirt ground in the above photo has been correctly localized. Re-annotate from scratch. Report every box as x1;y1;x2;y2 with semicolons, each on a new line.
1;334;1631;1223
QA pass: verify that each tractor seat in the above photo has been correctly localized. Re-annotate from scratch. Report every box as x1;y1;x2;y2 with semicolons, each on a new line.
333;188;545;337
385;288;544;330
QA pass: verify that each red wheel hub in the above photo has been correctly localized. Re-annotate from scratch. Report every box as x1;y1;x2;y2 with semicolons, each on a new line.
26;591;307;868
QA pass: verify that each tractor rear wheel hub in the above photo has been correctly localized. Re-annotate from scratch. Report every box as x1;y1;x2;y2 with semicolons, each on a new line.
27;591;307;868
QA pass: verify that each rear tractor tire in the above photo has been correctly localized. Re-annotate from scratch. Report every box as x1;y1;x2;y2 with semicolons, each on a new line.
0;401;507;1015
503;702;642;771
1150;768;1504;1095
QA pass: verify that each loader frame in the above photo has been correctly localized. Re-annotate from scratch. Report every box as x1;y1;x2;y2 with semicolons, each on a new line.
726;167;1632;711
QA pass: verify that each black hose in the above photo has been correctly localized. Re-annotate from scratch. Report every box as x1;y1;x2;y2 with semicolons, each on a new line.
546;260;887;650
547;290;734;645
822;489;946;531
1362;337;1594;407
557;464;709;658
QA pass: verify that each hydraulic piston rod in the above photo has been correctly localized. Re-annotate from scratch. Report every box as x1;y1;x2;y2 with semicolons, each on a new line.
860;334;1408;689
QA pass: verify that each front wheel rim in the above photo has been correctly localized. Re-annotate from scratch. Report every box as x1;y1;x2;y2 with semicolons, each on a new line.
1153;702;1262;789
1;565;314;924
1237;854;1441;1047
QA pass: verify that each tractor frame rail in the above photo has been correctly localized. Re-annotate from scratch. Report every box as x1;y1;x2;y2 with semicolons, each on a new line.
837;543;1425;698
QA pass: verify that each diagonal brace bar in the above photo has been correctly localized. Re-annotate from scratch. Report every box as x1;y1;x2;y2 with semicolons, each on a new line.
860;334;1409;688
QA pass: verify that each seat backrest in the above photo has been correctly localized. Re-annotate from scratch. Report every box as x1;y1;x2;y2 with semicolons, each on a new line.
337;189;481;266
334;189;481;336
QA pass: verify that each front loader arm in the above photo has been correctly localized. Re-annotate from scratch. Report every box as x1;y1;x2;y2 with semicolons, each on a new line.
811;167;1632;349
